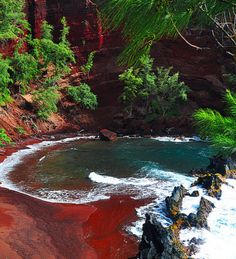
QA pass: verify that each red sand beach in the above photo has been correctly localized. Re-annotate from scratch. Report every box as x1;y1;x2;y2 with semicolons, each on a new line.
0;138;146;258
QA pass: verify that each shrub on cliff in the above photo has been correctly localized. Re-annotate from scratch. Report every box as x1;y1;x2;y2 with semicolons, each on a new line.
11;43;39;94
33;87;60;120
30;18;75;79
0;128;11;146
0;0;27;40
0;54;13;106
80;51;96;78
67;83;98;110
119;54;189;117
194;90;236;155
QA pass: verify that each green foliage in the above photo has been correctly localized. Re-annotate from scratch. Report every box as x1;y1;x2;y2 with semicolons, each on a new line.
15;126;26;135
67;83;98;110
33;87;60;120
0;0;28;41
0;54;13;106
31;19;75;78
0;128;11;146
119;68;143;114
11;44;39;94
102;0;234;65
153;67;189;117
80;51;96;76
119;54;189;117
194;90;236;155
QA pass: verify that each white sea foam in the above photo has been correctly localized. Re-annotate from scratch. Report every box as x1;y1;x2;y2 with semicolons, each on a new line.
152;136;202;143
0;135;96;203
180;179;236;259
89;172;159;186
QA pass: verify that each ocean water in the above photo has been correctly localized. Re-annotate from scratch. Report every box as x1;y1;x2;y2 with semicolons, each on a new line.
0;136;235;258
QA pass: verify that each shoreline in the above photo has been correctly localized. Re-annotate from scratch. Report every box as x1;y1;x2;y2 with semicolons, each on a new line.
0;134;148;258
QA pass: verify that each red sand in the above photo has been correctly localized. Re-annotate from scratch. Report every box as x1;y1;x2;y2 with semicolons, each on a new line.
0;138;147;258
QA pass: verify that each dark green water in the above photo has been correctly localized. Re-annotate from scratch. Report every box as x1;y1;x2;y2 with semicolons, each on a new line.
8;138;212;203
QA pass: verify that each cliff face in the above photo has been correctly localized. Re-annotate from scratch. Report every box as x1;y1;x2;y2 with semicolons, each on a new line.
0;0;231;138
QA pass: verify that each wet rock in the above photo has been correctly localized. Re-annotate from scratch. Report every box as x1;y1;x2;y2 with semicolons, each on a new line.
186;190;200;197
187;237;203;256
165;185;188;218
187;197;215;229
191;173;224;199
99;129;117;141
138;214;188;259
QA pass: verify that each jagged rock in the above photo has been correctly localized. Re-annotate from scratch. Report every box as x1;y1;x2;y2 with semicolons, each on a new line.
165;185;188;218
191;173;224;199
186;190;200;197
99;129;117;141
138;214;188;259
187;197;215;229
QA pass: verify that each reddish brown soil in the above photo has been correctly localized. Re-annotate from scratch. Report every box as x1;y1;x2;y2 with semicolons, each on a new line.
0;139;146;259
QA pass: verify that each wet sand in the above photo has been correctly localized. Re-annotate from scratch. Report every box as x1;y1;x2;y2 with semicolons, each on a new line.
0;137;145;258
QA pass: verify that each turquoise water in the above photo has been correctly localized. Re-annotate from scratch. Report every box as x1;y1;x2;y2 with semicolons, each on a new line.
8;138;212;202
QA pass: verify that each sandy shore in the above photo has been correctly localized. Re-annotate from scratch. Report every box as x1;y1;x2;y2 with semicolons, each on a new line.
0;136;145;258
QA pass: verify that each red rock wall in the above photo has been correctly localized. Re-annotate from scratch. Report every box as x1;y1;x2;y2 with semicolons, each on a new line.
0;0;232;135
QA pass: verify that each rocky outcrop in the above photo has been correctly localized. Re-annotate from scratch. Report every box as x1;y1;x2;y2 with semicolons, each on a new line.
138;214;188;259
99;129;117;141
137;154;235;259
165;185;187;218
187;197;215;229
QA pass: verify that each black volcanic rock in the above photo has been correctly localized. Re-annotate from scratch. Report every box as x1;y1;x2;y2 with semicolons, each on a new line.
165;185;188;218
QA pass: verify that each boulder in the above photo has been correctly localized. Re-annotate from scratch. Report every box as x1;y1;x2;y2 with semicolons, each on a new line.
191;173;224;199
165;185;188;218
138;214;188;259
99;129;117;141
187;197;215;229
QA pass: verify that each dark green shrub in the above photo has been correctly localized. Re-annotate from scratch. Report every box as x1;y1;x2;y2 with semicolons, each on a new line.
67;83;98;110
0;128;12;146
80;51;96;77
119;54;189;117
0;54;13;106
33;87;60;120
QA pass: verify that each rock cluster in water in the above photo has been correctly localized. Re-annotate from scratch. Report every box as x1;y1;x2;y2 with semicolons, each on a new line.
137;155;236;259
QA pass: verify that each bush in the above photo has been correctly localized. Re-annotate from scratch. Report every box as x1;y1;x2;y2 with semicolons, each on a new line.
11;45;39;94
0;54;13;106
80;51;96;77
119;54;189;117
194;90;236;156
31;19;75;78
153;67;189;117
0;0;28;40
67;83;98;110
0;128;12;146
15;126;26;135
33;87;60;120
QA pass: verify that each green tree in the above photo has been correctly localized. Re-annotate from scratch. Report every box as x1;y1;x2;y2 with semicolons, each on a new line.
67;83;98;110
0;128;12;146
30;18;75;80
11;43;39;94
119;54;189;117
0;54;13;106
119;68;143;115
0;0;28;41
102;0;235;65
33;87;60;120
153;67;189;117
194;90;236;156
80;51;96;78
